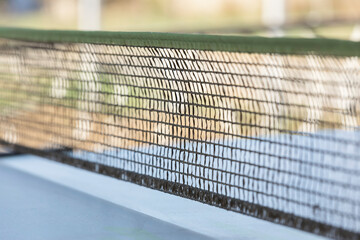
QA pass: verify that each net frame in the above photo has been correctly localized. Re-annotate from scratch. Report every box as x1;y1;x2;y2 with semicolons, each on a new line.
0;28;360;239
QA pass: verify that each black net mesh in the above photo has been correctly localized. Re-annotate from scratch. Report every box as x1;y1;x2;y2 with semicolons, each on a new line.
0;38;359;239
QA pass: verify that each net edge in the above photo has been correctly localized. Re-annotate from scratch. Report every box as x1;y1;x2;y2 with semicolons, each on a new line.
0;27;359;57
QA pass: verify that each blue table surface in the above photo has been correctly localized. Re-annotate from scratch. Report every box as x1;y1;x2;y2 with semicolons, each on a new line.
0;164;211;240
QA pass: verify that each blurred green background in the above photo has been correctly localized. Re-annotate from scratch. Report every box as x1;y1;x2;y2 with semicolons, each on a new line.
0;0;359;39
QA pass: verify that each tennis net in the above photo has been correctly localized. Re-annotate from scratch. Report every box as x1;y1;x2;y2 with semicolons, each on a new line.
0;28;359;239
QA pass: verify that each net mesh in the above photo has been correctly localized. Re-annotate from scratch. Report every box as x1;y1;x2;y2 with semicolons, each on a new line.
0;37;360;239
